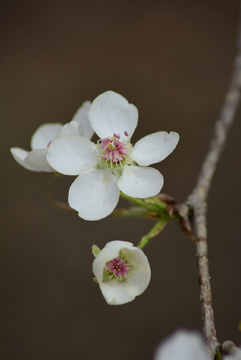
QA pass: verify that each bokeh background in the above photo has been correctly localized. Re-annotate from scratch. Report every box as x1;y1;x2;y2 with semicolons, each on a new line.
1;0;241;359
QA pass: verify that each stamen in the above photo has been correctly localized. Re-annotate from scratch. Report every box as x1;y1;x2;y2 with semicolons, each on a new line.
105;255;130;279
96;132;134;172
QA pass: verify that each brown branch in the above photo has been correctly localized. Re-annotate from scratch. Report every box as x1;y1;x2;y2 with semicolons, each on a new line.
186;4;241;358
47;194;77;213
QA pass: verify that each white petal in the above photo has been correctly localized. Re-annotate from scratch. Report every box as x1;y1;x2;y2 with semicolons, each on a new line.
117;165;164;198
226;352;241;360
125;268;151;295
122;247;151;295
71;101;94;139
100;281;137;305
58;121;84;137
10;147;40;171
68;169;120;220
31;123;63;150
131;131;180;166
93;241;134;285
122;245;150;270
88;91;138;139
24;149;54;172
47;135;97;175
154;330;209;360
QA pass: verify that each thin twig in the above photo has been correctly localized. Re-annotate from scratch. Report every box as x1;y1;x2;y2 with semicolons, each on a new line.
47;194;77;213
187;4;241;357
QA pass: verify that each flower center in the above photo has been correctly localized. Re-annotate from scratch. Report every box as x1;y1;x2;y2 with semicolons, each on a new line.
104;254;131;282
97;132;132;169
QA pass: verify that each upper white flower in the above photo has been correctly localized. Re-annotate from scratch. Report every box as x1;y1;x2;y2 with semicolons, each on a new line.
47;91;180;220
10;101;93;172
154;330;210;360
92;240;151;305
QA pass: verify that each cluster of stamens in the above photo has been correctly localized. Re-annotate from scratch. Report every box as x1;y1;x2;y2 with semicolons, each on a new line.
104;253;130;282
97;132;131;168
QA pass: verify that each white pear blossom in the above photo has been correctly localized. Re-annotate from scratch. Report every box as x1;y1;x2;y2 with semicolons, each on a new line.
154;330;210;360
154;330;241;360
92;240;151;305
10;101;93;172
47;91;180;220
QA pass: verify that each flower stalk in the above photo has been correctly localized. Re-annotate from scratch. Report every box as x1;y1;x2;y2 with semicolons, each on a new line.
120;192;171;216
110;206;149;218
137;218;168;249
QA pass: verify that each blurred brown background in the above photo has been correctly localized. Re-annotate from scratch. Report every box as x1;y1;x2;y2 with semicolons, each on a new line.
1;0;241;359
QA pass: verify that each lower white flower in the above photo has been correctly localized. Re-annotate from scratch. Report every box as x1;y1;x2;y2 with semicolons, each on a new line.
92;241;151;305
154;330;209;360
10;101;93;172
154;330;241;360
47;90;180;220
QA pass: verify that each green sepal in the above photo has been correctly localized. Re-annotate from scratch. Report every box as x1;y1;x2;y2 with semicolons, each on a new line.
92;245;101;257
102;271;113;283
